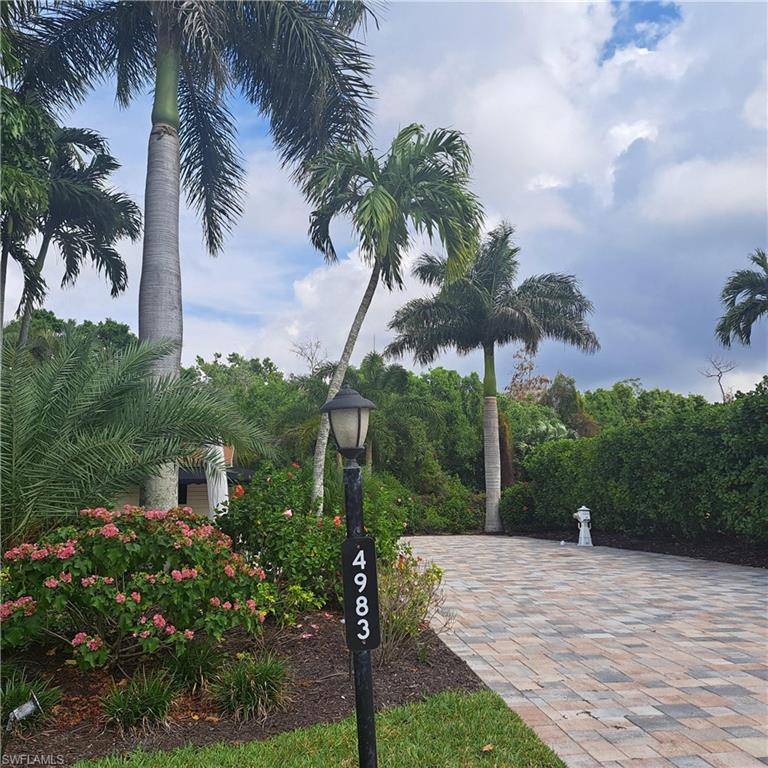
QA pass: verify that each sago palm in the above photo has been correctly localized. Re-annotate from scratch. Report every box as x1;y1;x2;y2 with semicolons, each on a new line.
16;127;141;348
386;221;599;532
17;1;374;506
716;248;768;347
1;332;269;546
302;123;483;510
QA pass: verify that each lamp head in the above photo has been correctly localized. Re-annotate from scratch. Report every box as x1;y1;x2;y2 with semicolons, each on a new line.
320;387;376;459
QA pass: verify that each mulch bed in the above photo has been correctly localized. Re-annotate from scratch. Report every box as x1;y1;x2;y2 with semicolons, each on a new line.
2;610;485;766
512;529;768;569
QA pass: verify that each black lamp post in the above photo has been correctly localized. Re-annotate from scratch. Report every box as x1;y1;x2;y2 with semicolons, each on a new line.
321;386;379;768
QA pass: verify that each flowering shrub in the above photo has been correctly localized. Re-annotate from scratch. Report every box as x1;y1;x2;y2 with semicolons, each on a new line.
376;546;447;665
219;463;407;602
1;506;315;667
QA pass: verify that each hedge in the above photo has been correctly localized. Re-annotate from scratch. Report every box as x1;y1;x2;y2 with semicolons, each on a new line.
500;378;768;542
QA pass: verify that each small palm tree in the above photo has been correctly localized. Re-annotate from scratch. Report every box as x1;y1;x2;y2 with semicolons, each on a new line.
302;123;483;509
16;127;141;348
18;1;374;507
1;332;269;545
386;222;599;532
716;248;768;347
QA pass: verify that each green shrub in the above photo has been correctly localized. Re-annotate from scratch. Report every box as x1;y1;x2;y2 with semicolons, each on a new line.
499;484;538;532
0;666;61;731
210;652;286;722
1;506;298;667
520;380;768;542
408;474;483;534
102;669;176;731
376;547;446;665
165;638;219;691
220;464;406;602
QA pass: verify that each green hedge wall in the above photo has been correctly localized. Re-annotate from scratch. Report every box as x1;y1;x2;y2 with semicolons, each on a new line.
500;378;768;542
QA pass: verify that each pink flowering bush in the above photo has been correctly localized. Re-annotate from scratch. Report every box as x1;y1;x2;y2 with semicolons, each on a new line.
1;506;316;667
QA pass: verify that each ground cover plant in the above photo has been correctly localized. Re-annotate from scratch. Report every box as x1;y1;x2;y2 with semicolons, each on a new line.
74;690;565;768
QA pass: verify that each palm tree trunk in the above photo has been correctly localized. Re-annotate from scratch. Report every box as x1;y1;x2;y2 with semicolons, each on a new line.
482;343;502;532
311;262;381;513
17;228;53;349
138;23;183;510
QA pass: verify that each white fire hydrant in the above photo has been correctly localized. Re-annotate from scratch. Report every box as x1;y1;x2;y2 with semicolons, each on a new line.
573;505;593;547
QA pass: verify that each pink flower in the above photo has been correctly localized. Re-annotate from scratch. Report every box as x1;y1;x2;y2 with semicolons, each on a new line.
224;564;235;578
152;613;166;629
102;576;114;585
99;523;120;538
171;569;183;581
233;484;245;498
71;632;88;646
209;597;221;607
81;576;97;588
282;509;293;518
165;624;176;635
257;568;266;581
139;630;150;639
130;592;141;603
115;593;126;604
333;515;342;528
44;577;59;589
59;572;72;583
222;601;232;610
246;599;258;612
139;616;147;625
31;548;49;560
183;629;194;640
87;637;103;651
258;612;266;624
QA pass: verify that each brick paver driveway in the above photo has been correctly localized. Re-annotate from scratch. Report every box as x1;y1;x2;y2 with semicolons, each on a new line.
409;535;768;768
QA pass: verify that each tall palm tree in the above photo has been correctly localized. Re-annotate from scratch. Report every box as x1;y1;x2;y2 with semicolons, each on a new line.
386;222;599;532
16;127;141;348
716;248;768;347
302;123;483;510
18;1;374;507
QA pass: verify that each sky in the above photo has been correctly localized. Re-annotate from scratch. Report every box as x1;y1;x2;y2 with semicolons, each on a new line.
5;1;767;400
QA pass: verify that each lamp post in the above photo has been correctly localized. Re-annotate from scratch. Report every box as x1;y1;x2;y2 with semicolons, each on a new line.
320;386;379;768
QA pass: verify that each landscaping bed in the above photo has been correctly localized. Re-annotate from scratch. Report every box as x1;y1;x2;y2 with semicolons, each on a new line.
77;689;565;768
2;610;484;766
514;529;768;568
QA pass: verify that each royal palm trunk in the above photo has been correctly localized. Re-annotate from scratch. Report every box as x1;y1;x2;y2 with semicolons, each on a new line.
483;343;502;532
17;228;53;348
138;23;183;509
311;263;381;513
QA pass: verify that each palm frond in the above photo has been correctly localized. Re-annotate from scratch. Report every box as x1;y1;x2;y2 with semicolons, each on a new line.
716;248;768;347
178;65;245;255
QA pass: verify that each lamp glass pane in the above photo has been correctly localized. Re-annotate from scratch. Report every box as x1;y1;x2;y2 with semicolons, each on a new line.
329;408;361;450
358;409;370;447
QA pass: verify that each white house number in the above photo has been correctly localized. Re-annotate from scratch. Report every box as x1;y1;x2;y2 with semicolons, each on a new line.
342;537;380;651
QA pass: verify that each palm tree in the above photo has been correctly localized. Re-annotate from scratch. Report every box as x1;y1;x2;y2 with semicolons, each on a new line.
1;331;269;545
16;127;141;348
386;222;599;532
716;248;768;347
18;1;374;507
302;123;483;510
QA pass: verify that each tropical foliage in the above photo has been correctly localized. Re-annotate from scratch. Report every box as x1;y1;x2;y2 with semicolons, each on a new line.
15;126;141;347
0;505;306;667
501;377;768;542
716;248;768;347
387;222;598;532
1;333;268;544
303;123;484;511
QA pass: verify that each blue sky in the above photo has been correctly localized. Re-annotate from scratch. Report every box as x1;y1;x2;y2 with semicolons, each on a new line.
6;1;766;399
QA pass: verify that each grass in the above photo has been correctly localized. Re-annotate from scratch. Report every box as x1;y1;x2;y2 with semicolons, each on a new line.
76;690;565;767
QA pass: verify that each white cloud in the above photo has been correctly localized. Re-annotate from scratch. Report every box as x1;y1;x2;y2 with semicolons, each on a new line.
642;156;767;223
743;70;767;130
607;120;659;156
